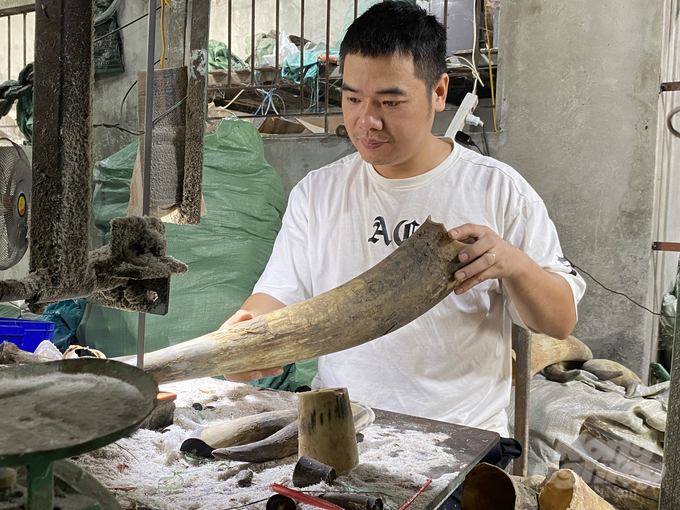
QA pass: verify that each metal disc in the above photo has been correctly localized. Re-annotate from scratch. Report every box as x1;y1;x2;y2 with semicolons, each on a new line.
0;359;157;467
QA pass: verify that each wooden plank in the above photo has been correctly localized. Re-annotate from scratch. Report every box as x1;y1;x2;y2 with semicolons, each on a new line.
659;258;680;508
512;324;532;477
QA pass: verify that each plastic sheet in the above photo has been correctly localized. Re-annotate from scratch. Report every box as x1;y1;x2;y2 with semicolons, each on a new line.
37;299;87;352
81;118;285;357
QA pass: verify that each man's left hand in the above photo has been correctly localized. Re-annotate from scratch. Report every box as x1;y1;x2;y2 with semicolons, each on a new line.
448;223;529;295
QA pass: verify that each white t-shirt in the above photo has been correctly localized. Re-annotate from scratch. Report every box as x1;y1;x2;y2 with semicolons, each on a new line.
253;141;586;436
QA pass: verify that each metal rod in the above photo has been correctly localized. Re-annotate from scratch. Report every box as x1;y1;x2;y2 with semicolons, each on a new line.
354;0;358;20
137;312;147;370
275;0;280;85
300;0;304;114
443;0;448;35
23;13;26;65
7;16;11;80
138;0;158;370
251;0;255;86
511;324;532;478
228;0;232;89
473;0;482;79
208;81;344;93
207;111;335;121
324;0;330;132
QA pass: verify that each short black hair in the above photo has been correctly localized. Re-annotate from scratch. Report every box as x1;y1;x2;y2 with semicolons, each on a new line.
340;1;448;91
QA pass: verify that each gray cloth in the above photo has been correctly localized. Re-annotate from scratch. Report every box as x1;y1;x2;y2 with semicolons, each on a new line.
507;375;667;476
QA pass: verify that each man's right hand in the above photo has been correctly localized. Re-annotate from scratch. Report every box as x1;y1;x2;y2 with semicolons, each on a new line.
220;309;284;383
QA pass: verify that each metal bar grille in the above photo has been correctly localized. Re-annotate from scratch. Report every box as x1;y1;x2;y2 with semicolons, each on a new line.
208;0;497;135
0;11;34;138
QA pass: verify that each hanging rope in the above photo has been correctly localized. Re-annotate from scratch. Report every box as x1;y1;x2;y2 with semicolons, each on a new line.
0;63;33;118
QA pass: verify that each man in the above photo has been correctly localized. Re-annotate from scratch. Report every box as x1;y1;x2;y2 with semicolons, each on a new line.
223;1;585;500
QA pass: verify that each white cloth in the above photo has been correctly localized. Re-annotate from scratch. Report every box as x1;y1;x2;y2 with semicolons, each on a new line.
253;142;586;436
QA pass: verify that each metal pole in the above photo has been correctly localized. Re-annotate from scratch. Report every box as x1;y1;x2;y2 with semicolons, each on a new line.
23;13;26;66
7;17;11;80
473;0;483;78
228;0;232;89
275;0;280;84
138;0;157;370
324;0;330;132
512;324;532;478
443;0;448;36
250;0;255;86
300;0;305;114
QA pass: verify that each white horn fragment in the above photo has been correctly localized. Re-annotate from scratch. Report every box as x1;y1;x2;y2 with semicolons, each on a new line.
138;218;469;384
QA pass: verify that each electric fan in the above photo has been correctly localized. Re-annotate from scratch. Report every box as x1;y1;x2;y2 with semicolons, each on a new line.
0;138;31;270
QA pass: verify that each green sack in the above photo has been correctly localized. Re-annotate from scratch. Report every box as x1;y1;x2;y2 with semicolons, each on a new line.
209;39;247;71
81;118;285;359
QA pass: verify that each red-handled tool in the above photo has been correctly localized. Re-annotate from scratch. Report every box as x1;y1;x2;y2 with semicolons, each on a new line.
398;478;432;510
271;483;345;510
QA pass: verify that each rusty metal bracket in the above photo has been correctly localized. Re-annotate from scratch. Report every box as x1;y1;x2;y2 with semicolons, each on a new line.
652;242;680;252
661;81;680;92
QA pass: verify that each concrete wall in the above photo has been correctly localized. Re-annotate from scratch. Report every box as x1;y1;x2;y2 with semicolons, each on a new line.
494;0;664;377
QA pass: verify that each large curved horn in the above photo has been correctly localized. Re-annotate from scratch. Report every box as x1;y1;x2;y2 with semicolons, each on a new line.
135;218;469;384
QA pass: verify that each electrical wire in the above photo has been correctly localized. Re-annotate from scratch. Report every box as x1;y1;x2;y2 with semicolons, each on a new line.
152;96;187;123
482;0;498;131
93;123;143;136
93;6;162;44
225;89;245;109
97;95;187;134
95;59;182;136
564;257;673;318
446;55;484;90
253;87;287;117
482;124;490;157
220;498;270;510
471;0;480;95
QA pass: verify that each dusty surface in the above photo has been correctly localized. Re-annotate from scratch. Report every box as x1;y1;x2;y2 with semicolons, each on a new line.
73;378;461;510
0;373;146;456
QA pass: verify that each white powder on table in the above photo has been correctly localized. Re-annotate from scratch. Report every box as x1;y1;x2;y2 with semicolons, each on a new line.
73;378;459;510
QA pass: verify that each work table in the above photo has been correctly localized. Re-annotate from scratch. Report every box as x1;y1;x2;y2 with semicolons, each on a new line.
72;377;499;510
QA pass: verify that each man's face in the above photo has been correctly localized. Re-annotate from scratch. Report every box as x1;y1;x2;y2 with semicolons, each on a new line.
341;53;447;171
